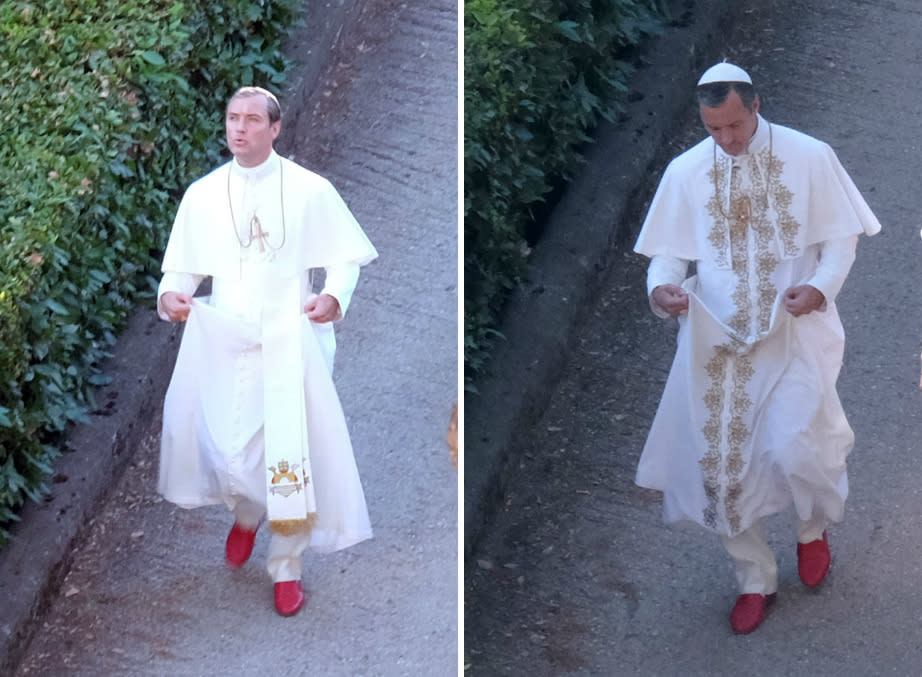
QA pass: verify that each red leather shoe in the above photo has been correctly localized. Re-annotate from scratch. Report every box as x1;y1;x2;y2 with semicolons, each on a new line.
730;593;776;634
225;523;258;568
274;581;306;617
798;531;831;587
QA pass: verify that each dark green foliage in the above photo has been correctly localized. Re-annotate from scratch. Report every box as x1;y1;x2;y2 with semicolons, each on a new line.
464;0;665;385
0;0;301;542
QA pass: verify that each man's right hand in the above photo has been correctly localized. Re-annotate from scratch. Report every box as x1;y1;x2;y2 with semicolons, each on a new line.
160;292;194;322
651;284;689;317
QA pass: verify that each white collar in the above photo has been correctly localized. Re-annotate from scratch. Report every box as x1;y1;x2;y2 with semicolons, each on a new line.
230;150;280;180
745;115;771;155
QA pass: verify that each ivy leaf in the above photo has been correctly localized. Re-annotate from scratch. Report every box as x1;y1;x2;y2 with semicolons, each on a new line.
556;21;582;42
44;299;69;315
139;50;166;66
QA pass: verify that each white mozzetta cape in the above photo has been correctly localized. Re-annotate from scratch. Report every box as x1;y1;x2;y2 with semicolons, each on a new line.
161;153;377;278
635;116;880;263
633;117;880;537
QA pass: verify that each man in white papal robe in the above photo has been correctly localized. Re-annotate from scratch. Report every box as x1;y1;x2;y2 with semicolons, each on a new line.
633;63;880;634
157;86;377;617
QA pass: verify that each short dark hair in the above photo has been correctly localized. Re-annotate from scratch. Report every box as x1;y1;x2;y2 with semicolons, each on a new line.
227;86;282;124
696;82;757;111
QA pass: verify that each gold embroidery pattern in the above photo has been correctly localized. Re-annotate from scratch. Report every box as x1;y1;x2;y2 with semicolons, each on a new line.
739;154;778;334
705;158;731;269
707;148;803;336
700;345;727;530
699;343;753;532
759;149;799;256
726;160;753;336
269;513;317;537
698;142;803;533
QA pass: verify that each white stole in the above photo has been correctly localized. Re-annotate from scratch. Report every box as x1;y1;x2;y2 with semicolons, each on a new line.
261;275;317;536
168;271;328;537
637;282;792;536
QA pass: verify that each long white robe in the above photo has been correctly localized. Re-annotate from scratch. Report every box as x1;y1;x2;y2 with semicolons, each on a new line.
634;116;880;537
157;151;377;552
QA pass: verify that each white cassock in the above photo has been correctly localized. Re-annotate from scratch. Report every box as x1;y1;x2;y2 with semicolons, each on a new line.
157;150;377;580
634;117;880;590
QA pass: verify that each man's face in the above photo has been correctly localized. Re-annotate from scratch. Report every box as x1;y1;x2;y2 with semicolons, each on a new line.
225;95;281;167
699;90;760;156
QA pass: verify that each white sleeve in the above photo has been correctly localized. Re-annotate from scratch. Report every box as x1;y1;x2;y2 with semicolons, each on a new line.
647;255;689;295
646;255;689;318
157;272;205;321
805;235;857;306
320;262;360;320
647;254;688;318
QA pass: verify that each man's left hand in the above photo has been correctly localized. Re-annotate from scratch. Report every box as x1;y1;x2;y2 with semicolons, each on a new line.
782;285;825;317
304;294;341;322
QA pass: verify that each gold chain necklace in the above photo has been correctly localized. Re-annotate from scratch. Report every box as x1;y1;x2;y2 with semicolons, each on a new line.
227;158;287;252
712;122;773;221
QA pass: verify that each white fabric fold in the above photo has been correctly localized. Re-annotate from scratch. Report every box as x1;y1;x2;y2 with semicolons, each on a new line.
636;283;852;537
159;295;372;552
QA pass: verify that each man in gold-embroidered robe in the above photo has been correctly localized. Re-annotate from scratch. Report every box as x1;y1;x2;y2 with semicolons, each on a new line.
157;87;378;617
633;63;880;634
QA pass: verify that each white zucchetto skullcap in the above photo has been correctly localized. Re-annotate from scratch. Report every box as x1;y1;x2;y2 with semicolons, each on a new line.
697;62;752;86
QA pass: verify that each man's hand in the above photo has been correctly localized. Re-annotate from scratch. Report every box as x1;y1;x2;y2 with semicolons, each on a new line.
782;285;825;317
304;294;341;323
651;284;689;317
160;292;194;322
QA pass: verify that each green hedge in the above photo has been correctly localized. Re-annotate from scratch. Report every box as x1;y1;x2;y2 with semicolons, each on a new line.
464;0;665;383
0;0;301;542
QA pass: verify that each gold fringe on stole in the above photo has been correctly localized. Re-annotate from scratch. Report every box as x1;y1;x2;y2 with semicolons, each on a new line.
269;513;317;537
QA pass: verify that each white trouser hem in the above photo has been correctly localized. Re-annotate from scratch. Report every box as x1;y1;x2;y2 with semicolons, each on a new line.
796;507;827;544
721;520;778;595
268;530;311;582
231;499;310;581
232;498;265;530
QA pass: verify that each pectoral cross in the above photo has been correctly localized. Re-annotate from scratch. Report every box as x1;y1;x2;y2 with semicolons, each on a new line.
730;195;752;225
728;195;752;241
249;215;270;253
